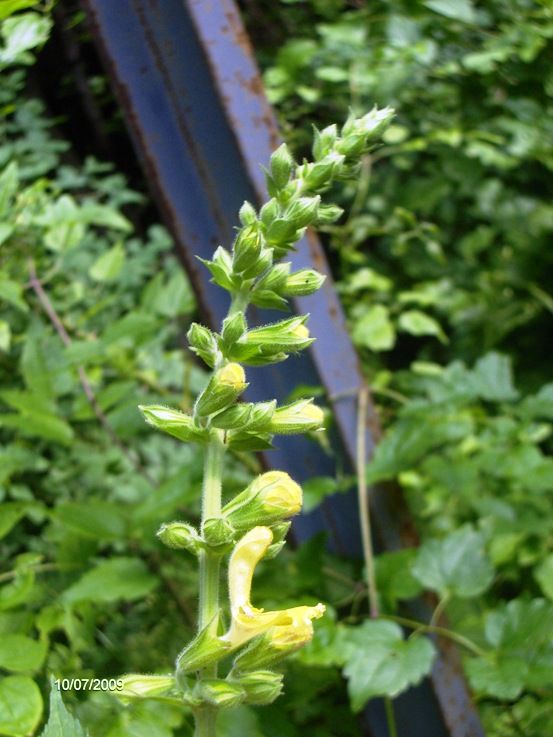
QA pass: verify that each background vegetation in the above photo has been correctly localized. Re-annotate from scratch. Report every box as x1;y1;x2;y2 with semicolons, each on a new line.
1;1;553;736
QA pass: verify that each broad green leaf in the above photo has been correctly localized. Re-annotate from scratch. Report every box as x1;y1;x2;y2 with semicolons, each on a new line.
351;305;395;351
465;656;528;701
0;1;38;21
302;476;340;513
61;557;158;605
0;13;52;65
0;162;18;213
0;503;27;539
0;634;47;672
412;526;494;598
471;352;518;402
53;502;128;541
375;549;424;607
0;319;11;351
534;554;553;600
0;676;43;737
0;410;74;446
0;276;29;313
341;621;435;711
39;678;88;737
89;242;125;282
423;0;475;23
79;203;132;232
398;309;448;343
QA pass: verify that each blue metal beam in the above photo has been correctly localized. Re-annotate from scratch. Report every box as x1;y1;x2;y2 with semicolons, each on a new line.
80;2;485;736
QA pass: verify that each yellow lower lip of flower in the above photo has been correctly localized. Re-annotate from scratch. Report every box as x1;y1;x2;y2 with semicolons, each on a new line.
222;604;293;648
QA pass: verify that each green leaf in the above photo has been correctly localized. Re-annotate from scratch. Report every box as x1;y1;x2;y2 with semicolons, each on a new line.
534;554;553;600
0;676;43;737
471;352;518;402
89;242;125;282
351;305;395;351
0;1;38;21
39;678;88;737
53;502;128;541
79;203;132;232
0;13;52;65
0;503;27;539
0;410;74;446
0;276;29;313
61;557;158;605
0;319;11;351
0;634;47;672
397;309;448;343
423;0;475;23
341;621;435;711
412;526;494;598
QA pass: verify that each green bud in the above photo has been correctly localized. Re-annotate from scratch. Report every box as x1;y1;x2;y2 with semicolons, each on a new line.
312;123;338;160
255;263;291;292
195;363;248;417
249;289;289;311
280;269;325;297
284;196;321;228
187;323;220;368
221;471;302;532
221;312;247;345
336;133;366;158
211;403;254;430
269;143;295;190
233;223;263;273
238;200;257;226
267;399;325;435
246;399;277;430
264;218;298;247
298;157;344;191
197;679;244;709
316;203;344;224
176;616;231;673
259;198;280;227
231;670;283;705
199;246;235;291
139;405;208;444
355;106;395;141
115;674;175;704
226;430;275;451
202;516;235;550
233;316;313;362
240;246;273;279
157;521;202;554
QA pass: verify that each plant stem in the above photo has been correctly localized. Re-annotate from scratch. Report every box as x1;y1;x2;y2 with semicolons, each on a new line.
356;386;379;618
194;706;218;737
384;697;398;737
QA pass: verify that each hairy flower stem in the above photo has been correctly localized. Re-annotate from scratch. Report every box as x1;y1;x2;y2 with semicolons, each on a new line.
195;430;226;737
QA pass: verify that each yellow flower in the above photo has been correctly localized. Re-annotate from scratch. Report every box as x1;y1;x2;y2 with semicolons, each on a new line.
222;526;325;648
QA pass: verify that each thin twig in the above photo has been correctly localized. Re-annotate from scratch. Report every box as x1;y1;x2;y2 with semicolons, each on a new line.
356;385;379;618
27;258;158;488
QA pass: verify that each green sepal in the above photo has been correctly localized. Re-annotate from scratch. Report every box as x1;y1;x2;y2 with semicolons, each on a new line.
115;673;176;704
254;262;290;292
280;269;326;297
312;124;338;161
229;670;283;705
198;247;236;291
196;679;245;709
202;516;235;550
157;521;203;554
187;323;220;368
226;430;275;452
238;201;257;226
249;289;290;311
221;312;247;345
139;405;208;444
269;143;294;190
232;222;263;273
264;218;298;247
259;198;279;227
211;400;276;431
240;247;273;279
176;615;231;674
195;363;248;417
283;196;321;228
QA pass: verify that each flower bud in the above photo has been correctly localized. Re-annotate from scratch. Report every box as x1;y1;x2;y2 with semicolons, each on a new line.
211;400;276;431
231;316;313;364
202;516;235;550
316;203;344;224
259;198;280;227
197;679;244;709
284;196;321;228
231;670;283;705
269;143;295;190
298;157;344;191
240;247;274;279
115;674;175;704
176;616;231;674
356;106;395;140
195;363;248;417
280;269;325;297
312;124;338;161
157;521;202;554
264;218;298;247
238;200;257;226
139;405;208;444
232;223;263;273
221;471;302;531
221;312;247;345
266;399;325;435
199;246;235;291
254;263;291;292
187;323;220;368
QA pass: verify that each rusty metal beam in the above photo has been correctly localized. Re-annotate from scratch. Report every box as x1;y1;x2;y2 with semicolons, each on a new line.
79;2;485;736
